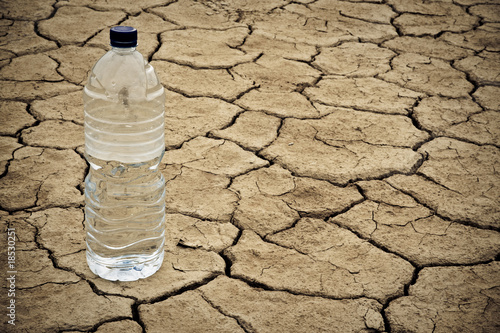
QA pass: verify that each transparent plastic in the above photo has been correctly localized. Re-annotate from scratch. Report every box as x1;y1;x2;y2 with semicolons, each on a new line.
84;46;166;281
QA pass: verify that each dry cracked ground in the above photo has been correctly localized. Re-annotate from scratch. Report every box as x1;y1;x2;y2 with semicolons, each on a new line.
1;0;500;332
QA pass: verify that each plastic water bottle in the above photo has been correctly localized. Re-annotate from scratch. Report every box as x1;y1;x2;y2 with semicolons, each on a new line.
83;26;166;281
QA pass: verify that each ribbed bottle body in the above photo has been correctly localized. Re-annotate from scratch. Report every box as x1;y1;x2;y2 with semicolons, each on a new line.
84;46;166;281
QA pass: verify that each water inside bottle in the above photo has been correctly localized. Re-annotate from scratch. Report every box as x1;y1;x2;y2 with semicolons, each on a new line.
85;154;165;281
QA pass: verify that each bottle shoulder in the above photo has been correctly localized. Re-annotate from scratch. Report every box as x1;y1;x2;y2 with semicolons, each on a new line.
92;50;145;77
85;49;163;103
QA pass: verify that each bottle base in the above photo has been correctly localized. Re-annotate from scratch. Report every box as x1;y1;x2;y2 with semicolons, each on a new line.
86;250;164;282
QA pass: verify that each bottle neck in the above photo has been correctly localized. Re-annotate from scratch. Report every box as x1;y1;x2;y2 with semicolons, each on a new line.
111;46;136;54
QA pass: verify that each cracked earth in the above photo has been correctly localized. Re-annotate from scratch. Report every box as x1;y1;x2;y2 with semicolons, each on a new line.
1;0;499;332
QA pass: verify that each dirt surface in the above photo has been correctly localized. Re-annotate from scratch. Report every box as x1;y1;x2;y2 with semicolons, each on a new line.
1;0;499;332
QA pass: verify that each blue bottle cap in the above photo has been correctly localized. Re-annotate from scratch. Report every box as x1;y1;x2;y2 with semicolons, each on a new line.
110;26;137;48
